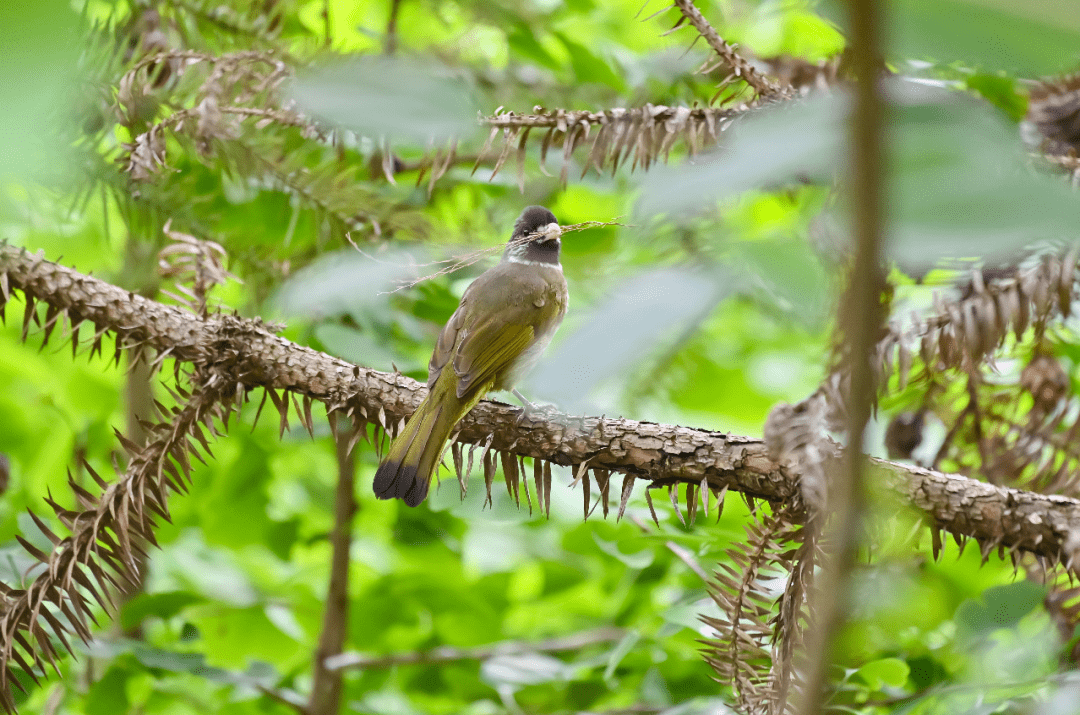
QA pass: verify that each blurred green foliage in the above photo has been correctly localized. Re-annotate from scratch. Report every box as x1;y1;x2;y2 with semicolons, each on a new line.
1;0;1079;714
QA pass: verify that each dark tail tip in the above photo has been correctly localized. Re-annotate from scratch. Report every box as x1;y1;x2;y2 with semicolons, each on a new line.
373;461;428;507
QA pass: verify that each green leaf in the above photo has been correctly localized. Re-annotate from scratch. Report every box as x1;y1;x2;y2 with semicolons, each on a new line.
856;657;910;690
603;630;642;681
643;82;1080;270
265;517;301;561
636;93;847;218
192;605;305;668
133;645;206;673
274;249;420;319
121;591;205;631
527;268;730;413
955;581;1046;638
314;323;403;372
481;653;570;686
85;665;129;715
891;0;1080;74
592;534;654;569
289;56;480;144
0;0;79;182
965;74;1028;123
508;23;562;71
554;32;626;92
887;84;1080;270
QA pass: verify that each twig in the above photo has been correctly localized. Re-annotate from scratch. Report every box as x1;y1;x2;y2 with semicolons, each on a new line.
385;0;402;55
42;685;63;715
380;219;628;294
628;514;711;582
670;0;786;99
795;0;885;713
665;540;710;582
323;0;331;46
257;684;310;715
308;418;357;715
325;626;625;672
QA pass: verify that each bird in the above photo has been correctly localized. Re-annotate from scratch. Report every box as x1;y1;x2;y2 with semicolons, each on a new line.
373;206;569;506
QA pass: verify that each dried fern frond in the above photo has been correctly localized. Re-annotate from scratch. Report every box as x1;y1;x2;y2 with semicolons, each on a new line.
924;354;1080;499
876;248;1078;388
158;221;238;316
479;104;746;184
1028;74;1080;156
701;505;801;715
0;375;235;712
768;520;817;713
764;372;847;513
118;49;309;179
868;248;1080;508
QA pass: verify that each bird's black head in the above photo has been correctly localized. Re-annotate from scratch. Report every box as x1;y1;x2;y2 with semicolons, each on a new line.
506;206;562;266
512;206;559;239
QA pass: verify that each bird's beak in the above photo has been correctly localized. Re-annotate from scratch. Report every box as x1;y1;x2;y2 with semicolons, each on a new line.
538;222;562;243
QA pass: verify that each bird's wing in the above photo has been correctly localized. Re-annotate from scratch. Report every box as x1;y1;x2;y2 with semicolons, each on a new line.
451;317;536;399
427;304;466;389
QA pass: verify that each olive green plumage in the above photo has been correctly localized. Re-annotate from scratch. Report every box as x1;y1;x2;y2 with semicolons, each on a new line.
373;206;569;506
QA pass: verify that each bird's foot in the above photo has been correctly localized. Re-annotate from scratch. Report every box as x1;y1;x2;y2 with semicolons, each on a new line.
511;389;557;425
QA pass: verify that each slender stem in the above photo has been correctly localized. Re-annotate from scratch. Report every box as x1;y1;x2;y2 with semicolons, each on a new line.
795;0;886;712
117;236;159;616
327;626;625;672
323;0;331;47
385;0;402;55
308;418;357;715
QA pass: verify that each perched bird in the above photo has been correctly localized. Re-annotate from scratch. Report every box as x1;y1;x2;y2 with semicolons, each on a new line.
373;206;569;506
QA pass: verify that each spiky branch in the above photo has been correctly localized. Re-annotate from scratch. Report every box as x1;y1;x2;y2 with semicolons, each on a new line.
0;374;234;712
669;0;789;100
3;244;1080;563
478;105;747;184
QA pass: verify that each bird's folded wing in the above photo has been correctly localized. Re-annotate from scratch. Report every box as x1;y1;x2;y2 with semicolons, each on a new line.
428;306;466;388
452;320;536;399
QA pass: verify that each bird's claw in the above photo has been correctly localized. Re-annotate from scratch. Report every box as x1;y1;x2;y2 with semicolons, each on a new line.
515;401;557;425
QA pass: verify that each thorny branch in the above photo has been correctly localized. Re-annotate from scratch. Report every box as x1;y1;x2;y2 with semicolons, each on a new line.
478;105;747;185
0;373;233;712
669;0;789;100
3;244;1080;563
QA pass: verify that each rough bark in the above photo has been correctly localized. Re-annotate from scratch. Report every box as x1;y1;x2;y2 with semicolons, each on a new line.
3;243;1080;568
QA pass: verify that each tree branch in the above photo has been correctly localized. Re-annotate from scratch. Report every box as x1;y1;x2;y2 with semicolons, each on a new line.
385;0;402;55
325;627;625;672
670;0;788;99
479;105;746;183
0;371;234;711
2;243;1080;566
796;0;885;709
308;418;356;715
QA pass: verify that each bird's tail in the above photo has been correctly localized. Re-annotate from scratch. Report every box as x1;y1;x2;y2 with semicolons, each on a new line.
373;392;459;507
